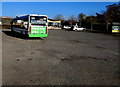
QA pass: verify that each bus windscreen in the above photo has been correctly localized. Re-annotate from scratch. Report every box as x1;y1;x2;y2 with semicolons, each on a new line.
30;16;47;25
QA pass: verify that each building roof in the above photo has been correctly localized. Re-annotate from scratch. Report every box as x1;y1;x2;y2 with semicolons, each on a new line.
0;17;13;18
48;18;60;21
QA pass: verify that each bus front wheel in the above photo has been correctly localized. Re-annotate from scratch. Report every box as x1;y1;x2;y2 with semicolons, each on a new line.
11;28;14;33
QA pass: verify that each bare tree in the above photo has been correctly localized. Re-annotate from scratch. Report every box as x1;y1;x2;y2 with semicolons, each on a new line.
54;14;64;20
68;15;77;25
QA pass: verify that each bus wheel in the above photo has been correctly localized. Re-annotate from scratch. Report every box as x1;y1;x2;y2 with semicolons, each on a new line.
11;29;15;33
75;29;77;31
11;28;13;32
21;31;23;34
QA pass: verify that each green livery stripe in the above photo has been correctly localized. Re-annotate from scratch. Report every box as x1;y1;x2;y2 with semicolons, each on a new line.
29;26;48;37
28;34;48;37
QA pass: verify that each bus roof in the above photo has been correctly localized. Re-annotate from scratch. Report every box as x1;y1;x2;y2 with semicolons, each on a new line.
13;14;47;20
30;14;47;17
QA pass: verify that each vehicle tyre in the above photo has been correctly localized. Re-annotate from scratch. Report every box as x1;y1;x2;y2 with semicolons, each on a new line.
11;28;13;32
21;31;23;34
75;29;78;31
43;37;48;39
11;28;15;33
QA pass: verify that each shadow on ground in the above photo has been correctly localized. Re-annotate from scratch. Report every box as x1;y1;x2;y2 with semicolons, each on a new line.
2;30;44;40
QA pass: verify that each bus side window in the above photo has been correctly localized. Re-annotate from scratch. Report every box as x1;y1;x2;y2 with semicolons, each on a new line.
17;20;22;28
12;20;17;27
23;17;28;29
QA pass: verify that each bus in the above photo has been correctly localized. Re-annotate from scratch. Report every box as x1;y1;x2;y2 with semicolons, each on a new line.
11;14;48;37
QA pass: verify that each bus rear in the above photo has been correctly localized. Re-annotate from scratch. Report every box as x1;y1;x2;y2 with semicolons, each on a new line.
28;15;48;37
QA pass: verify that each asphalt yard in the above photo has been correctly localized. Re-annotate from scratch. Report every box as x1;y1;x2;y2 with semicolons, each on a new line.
2;29;119;85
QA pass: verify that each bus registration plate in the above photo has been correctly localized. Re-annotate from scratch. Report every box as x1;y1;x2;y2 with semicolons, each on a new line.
31;31;38;34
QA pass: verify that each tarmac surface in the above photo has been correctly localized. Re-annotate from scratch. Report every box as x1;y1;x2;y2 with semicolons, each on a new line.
2;29;119;85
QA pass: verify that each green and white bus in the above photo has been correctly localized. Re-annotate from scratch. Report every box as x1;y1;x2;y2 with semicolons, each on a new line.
11;14;48;37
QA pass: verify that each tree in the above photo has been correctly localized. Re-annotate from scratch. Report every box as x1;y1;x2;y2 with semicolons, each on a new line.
104;2;120;23
96;13;105;23
85;15;97;30
68;15;77;25
78;13;86;26
54;14;64;20
103;2;120;31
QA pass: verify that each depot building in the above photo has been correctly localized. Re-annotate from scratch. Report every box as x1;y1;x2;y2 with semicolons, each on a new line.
48;18;61;29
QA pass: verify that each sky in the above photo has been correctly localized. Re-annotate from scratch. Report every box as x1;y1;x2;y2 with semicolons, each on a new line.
1;0;119;2
2;2;118;19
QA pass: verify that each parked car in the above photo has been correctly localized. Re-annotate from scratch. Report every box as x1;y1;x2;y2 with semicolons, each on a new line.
62;25;71;29
72;26;86;31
